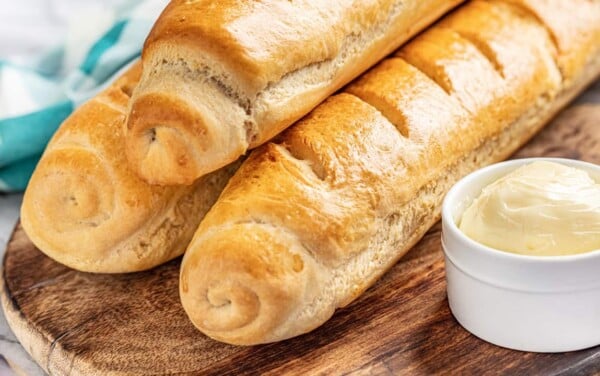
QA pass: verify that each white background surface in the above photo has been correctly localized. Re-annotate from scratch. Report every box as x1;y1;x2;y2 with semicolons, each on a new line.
0;195;43;375
0;0;128;64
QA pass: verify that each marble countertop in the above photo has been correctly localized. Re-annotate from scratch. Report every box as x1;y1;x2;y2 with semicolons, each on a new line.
0;194;44;375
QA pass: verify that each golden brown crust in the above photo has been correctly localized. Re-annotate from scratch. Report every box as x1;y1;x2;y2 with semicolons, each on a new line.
126;0;464;184
503;0;600;80
180;223;328;344
21;63;239;273
180;0;600;345
144;0;458;97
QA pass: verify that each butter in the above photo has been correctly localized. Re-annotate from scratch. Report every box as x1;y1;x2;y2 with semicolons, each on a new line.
459;161;600;256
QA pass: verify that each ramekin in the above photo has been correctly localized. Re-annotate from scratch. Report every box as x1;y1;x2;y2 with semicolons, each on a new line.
441;157;600;352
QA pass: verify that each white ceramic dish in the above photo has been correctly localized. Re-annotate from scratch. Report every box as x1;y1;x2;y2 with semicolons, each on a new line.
441;157;600;353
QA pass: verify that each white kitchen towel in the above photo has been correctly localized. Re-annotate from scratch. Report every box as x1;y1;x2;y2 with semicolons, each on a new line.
0;0;168;191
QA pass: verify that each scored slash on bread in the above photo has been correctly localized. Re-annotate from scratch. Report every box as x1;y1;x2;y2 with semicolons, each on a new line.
180;0;600;345
124;0;464;185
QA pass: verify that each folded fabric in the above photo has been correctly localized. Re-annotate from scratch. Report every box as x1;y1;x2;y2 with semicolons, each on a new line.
0;0;168;192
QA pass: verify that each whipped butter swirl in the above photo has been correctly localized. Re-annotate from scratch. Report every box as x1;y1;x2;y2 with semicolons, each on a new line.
459;161;600;256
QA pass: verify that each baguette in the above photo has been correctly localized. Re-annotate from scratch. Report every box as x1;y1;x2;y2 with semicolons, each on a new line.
125;0;464;185
21;63;239;273
180;0;600;345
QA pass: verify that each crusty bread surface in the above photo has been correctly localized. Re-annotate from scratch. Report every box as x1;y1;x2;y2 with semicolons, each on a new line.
180;0;600;345
21;63;239;273
125;0;464;185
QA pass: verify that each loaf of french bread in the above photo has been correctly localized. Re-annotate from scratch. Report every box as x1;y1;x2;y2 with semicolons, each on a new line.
180;0;600;345
21;64;239;273
125;0;464;185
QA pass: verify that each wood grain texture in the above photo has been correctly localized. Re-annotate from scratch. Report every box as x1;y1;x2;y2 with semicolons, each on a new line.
2;80;600;375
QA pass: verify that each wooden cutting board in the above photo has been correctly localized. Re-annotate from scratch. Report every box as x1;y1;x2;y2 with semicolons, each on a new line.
2;80;600;375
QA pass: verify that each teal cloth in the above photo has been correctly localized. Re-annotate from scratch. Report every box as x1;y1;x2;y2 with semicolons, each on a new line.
0;155;42;193
0;101;73;168
0;0;168;191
